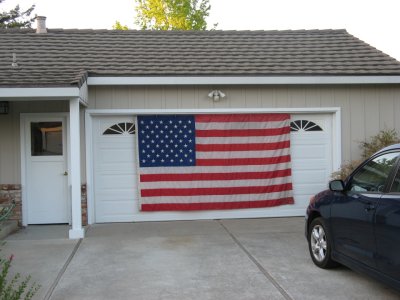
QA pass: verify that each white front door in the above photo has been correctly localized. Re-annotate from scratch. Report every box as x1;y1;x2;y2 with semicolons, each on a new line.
24;116;69;224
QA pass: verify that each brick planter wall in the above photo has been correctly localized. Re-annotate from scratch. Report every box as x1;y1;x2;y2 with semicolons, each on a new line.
0;184;88;226
0;184;22;226
81;184;88;226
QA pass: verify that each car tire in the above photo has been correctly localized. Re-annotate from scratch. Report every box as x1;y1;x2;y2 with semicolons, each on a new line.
308;217;338;269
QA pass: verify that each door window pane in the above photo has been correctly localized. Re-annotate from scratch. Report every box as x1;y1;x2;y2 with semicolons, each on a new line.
349;152;399;193
31;122;63;156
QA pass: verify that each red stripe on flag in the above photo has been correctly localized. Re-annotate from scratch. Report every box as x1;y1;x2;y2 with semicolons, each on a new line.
195;114;290;123
196;140;290;152
141;197;295;211
196;127;290;137
141;183;293;197
140;168;292;182
196;155;291;166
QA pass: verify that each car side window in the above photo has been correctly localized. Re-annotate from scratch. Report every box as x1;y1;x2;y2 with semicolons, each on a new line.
348;152;399;193
390;167;400;193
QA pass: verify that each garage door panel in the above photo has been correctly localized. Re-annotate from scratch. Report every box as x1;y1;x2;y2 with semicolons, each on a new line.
292;158;329;167
291;146;328;160
96;164;137;173
292;170;329;183
96;188;137;196
98;149;135;163
97;174;136;189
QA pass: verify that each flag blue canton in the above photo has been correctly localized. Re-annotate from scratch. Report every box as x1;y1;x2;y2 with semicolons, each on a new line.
138;115;196;167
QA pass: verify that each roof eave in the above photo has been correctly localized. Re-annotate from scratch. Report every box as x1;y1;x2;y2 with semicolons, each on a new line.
87;75;400;86
0;86;80;100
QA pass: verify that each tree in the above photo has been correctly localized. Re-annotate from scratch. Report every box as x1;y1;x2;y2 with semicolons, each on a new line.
113;21;129;30
0;0;35;29
134;0;211;30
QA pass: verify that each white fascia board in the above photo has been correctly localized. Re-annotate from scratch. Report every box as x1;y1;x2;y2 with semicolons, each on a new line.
0;87;80;99
86;107;341;115
87;76;400;86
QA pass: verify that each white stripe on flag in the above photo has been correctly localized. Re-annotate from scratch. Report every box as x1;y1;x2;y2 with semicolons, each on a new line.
141;190;293;204
196;134;290;145
195;120;290;130
196;147;291;159
140;176;292;189
139;162;291;175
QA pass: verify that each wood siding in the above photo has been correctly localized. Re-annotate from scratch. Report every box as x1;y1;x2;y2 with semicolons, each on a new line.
1;84;399;183
0;101;69;183
89;84;400;163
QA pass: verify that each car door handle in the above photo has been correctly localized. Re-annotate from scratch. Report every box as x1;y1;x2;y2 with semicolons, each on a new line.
364;203;376;212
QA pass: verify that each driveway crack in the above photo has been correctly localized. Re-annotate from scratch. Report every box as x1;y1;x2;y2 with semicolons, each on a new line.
43;237;83;300
218;220;293;300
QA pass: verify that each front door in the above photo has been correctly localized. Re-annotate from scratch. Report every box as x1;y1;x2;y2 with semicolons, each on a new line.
24;116;69;224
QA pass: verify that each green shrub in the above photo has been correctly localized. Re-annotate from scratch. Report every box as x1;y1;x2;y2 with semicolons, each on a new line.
0;204;40;300
360;128;400;159
0;251;40;300
331;129;400;180
331;159;362;180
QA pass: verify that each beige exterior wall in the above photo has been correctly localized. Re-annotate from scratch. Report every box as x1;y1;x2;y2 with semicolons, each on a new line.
89;84;400;164
1;84;399;184
0;101;69;184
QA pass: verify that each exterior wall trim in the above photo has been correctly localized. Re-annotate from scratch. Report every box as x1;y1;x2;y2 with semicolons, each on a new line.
0;86;88;106
69;98;84;239
85;107;341;224
0;87;80;99
87;76;400;86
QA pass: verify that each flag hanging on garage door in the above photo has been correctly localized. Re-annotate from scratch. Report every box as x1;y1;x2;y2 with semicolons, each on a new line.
137;113;294;211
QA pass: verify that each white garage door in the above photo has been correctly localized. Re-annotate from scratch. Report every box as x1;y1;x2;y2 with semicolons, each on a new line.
290;114;333;212
93;116;138;222
92;113;334;223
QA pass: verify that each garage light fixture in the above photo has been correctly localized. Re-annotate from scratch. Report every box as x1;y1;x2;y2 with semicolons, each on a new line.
0;102;9;114
208;90;226;102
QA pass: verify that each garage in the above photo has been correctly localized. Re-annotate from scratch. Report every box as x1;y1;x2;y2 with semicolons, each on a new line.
90;112;337;224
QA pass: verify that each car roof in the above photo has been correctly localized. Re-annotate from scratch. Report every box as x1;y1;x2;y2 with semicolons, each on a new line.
376;143;400;154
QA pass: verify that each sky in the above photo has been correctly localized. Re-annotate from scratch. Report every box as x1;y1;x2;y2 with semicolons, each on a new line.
3;0;400;61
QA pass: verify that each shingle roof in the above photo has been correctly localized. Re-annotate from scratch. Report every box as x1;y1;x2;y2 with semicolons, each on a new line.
1;28;400;87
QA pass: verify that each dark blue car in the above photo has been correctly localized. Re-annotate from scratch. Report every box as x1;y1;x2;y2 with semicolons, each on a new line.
305;144;400;291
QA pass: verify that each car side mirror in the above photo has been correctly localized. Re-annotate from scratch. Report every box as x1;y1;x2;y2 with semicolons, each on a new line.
329;180;345;192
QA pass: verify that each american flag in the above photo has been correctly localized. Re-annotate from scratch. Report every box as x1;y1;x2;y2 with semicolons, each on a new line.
137;113;294;211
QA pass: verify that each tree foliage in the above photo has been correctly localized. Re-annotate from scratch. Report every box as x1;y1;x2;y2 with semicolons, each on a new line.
134;0;211;30
113;21;129;30
0;0;35;29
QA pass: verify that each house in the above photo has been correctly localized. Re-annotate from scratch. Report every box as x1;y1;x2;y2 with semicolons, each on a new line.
1;17;400;239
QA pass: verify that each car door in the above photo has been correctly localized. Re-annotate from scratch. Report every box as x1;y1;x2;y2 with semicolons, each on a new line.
374;165;400;279
330;151;400;268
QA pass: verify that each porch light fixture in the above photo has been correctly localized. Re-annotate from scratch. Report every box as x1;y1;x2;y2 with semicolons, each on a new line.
0;102;9;114
208;90;226;102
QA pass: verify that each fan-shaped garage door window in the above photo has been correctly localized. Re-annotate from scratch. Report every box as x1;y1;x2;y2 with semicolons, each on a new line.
103;122;135;135
290;120;323;132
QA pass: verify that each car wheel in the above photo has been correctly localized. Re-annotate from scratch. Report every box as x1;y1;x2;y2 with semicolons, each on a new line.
308;218;337;269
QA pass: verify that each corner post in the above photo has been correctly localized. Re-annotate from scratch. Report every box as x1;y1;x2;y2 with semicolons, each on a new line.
69;98;84;239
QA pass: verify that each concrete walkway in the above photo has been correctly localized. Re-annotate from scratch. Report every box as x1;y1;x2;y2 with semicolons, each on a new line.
3;218;399;300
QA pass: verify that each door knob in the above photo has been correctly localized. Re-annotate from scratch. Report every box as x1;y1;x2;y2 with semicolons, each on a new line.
63;171;68;176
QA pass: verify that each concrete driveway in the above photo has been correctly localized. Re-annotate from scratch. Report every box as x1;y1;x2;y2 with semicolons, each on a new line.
3;217;399;300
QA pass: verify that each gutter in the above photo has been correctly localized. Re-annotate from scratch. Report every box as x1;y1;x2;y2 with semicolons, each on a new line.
87;75;400;86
